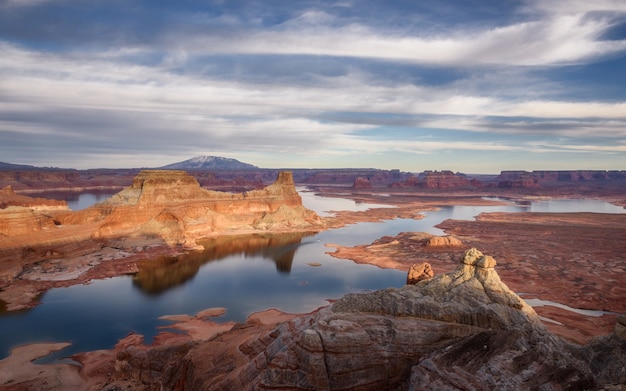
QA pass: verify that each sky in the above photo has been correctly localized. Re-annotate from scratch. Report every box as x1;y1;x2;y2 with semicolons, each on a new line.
1;0;626;173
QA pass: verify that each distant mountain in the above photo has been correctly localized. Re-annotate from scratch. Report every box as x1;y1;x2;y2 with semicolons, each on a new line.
0;161;66;171
159;156;259;170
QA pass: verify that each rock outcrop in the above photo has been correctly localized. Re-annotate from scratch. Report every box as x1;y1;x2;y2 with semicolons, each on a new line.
425;235;462;247
101;249;624;390
406;262;434;284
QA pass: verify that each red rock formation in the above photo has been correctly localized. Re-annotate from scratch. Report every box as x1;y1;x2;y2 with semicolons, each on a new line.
496;170;626;188
0;171;322;301
419;170;482;189
0;207;60;237
391;171;481;189
351;177;372;189
54;170;322;247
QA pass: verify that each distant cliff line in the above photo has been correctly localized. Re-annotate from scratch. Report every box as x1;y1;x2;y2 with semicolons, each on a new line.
1;167;626;195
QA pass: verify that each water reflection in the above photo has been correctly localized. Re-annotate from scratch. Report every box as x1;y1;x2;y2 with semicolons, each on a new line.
1;194;623;362
133;232;314;294
297;187;394;217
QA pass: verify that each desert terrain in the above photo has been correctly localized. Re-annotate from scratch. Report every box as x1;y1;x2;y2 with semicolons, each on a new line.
0;166;625;389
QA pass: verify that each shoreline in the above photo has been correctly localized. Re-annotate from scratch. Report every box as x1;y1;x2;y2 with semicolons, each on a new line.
0;190;625;388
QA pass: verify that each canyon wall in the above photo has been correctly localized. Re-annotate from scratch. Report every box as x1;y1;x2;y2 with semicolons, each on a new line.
390;170;482;189
3;166;626;195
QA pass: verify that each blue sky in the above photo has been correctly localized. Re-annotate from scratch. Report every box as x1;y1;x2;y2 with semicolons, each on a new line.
1;0;625;173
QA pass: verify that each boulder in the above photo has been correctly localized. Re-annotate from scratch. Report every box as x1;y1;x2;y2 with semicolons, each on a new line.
425;235;462;247
406;262;434;284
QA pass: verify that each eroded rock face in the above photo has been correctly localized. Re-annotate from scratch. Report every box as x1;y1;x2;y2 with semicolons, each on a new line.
115;248;623;391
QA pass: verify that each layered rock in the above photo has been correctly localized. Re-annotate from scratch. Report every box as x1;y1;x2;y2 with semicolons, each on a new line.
391;171;481;189
101;248;626;390
425;235;462;247
495;170;626;188
58;170;321;247
0;185;68;210
0;206;60;237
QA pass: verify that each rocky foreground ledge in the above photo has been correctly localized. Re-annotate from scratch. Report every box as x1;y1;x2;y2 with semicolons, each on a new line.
9;249;619;390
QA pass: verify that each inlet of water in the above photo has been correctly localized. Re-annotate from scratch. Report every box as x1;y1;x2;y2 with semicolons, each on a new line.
0;190;622;361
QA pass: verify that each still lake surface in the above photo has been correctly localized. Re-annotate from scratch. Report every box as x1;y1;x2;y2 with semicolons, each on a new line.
0;190;624;361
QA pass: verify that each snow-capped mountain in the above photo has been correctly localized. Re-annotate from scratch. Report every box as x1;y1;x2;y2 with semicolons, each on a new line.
159;156;259;170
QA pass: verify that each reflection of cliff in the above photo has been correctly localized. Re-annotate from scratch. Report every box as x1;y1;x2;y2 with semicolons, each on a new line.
133;232;313;294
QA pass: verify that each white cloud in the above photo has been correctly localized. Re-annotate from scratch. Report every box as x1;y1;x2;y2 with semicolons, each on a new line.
2;41;625;139
164;2;626;67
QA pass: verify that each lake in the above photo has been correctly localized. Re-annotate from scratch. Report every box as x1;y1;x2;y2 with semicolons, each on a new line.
0;191;623;361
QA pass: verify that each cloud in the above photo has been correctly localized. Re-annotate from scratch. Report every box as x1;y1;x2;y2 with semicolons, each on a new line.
151;2;626;67
1;1;625;170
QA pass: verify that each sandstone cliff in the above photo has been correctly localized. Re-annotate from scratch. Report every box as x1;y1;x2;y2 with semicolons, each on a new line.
104;249;625;390
57;170;321;247
0;171;322;299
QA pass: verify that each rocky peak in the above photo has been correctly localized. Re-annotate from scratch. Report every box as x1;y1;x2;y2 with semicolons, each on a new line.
159;155;258;170
249;171;300;201
460;247;497;268
160;248;604;390
333;248;535;330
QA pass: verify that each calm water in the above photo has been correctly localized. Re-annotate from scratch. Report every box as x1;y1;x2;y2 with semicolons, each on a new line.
37;190;120;211
0;192;623;361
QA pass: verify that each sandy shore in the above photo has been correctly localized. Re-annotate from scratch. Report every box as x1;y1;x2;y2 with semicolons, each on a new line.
0;305;304;390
